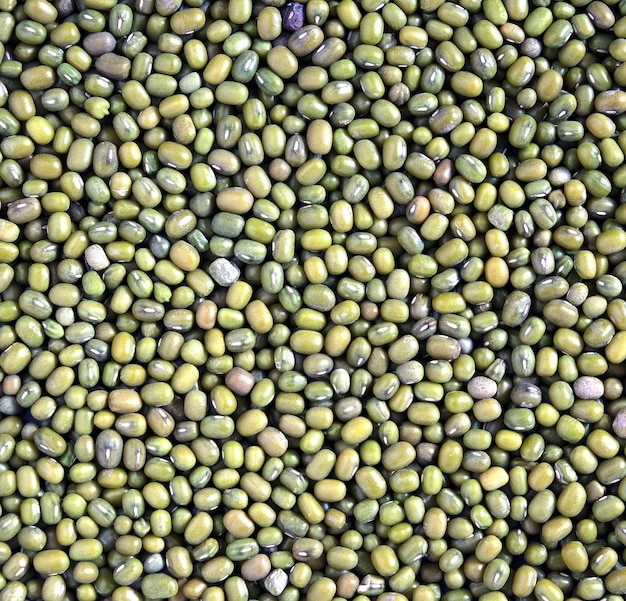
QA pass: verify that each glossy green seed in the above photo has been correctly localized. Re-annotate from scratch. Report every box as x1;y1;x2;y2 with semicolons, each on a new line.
141;574;179;599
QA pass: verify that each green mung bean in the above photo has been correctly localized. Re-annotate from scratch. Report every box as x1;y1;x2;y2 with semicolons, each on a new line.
1;0;626;597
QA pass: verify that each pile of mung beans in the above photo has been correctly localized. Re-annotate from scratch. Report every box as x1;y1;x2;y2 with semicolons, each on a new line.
2;0;626;599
